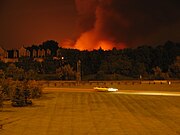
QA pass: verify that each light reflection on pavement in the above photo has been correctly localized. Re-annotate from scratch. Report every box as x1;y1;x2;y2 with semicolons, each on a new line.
43;87;180;96
115;90;180;96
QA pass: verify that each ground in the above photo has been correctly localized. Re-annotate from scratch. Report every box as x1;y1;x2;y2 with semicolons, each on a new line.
0;87;180;135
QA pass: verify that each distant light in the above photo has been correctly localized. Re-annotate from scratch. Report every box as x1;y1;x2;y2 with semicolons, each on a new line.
94;87;118;92
108;88;118;92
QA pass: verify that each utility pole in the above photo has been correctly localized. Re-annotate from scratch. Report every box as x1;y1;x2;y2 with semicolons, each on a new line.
76;60;81;85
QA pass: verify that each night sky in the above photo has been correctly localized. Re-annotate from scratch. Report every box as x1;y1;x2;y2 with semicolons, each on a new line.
0;0;180;50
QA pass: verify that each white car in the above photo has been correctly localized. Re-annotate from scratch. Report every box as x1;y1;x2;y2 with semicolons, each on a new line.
94;87;118;92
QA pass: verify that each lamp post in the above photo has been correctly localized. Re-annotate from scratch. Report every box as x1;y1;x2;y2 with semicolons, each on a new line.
76;60;81;84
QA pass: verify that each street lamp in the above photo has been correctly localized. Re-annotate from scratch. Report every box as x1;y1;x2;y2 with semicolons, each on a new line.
76;60;81;84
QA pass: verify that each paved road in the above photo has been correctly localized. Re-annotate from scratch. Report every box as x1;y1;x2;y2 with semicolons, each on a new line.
43;87;180;96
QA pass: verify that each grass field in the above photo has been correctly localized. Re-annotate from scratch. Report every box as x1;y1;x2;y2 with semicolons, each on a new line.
0;88;180;135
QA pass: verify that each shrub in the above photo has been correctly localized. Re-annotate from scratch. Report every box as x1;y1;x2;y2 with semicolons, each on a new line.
11;80;42;107
0;79;42;107
11;86;27;107
28;80;42;98
0;78;13;99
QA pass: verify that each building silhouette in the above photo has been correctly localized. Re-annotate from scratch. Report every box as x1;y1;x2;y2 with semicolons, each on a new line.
0;46;60;63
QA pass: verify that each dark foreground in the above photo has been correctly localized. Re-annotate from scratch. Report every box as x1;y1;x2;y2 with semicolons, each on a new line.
0;89;180;135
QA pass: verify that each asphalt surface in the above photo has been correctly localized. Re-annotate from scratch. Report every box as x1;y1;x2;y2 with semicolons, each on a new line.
1;87;179;135
43;87;180;96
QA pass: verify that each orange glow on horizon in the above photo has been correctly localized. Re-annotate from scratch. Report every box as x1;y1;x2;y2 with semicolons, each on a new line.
74;30;127;50
74;39;127;50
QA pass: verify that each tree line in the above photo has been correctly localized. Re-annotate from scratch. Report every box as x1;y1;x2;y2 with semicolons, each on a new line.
0;40;179;81
59;41;180;80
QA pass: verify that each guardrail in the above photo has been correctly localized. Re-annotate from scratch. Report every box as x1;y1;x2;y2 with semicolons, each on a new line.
38;80;180;87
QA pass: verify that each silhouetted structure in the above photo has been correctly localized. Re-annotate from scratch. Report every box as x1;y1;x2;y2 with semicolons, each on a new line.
0;45;59;63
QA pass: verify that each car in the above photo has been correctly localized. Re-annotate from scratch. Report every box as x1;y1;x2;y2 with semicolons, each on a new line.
94;87;118;92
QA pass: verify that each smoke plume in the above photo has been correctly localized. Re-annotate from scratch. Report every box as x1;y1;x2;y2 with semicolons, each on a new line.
75;0;180;50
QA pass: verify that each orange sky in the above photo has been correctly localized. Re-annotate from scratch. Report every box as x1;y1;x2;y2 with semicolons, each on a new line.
0;0;78;49
0;0;180;50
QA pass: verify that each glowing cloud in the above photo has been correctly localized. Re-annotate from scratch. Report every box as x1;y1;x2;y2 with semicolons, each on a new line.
74;0;180;50
75;0;128;50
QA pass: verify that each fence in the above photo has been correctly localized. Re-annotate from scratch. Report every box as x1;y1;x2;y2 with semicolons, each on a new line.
38;80;180;88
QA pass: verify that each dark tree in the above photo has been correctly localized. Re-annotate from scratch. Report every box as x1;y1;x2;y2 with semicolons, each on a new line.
42;40;59;56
